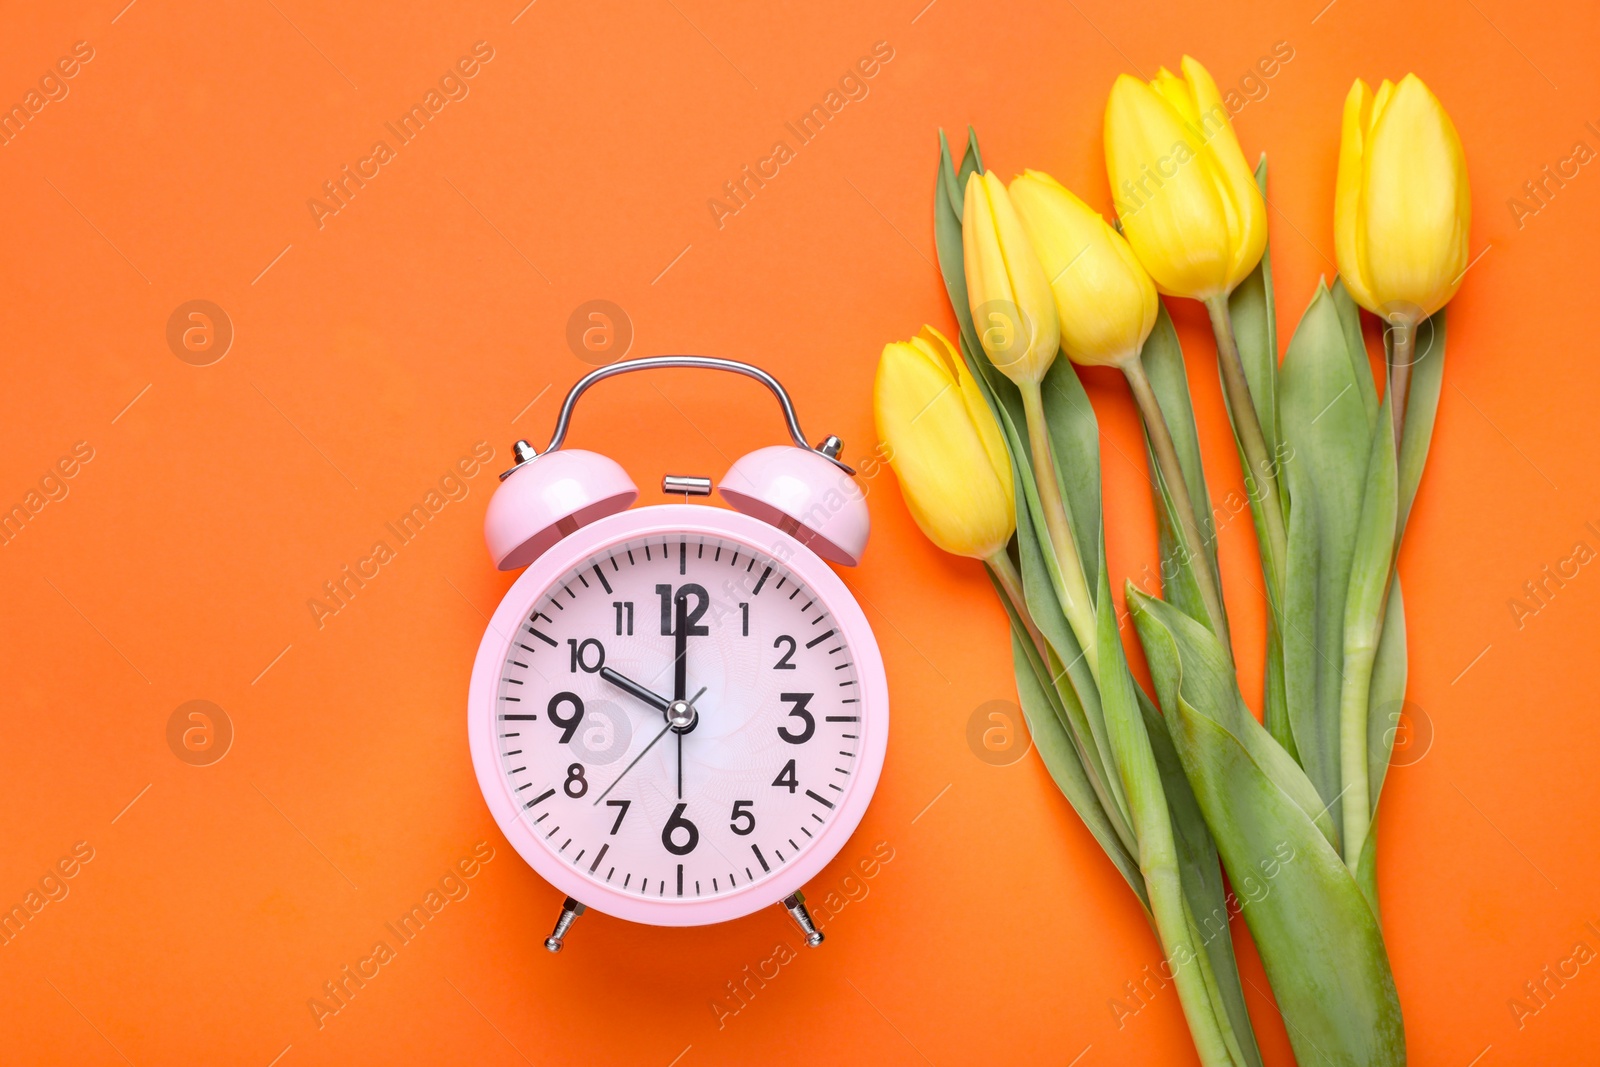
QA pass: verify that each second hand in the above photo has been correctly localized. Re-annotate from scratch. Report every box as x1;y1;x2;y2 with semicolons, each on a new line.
592;686;705;806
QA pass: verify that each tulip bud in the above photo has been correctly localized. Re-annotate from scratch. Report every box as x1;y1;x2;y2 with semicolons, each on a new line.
962;171;1061;386
1335;74;1470;323
1009;169;1159;369
874;326;1016;560
1104;56;1267;300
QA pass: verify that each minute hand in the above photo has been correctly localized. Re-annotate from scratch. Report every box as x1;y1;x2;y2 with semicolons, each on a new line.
673;592;689;800
673;591;689;702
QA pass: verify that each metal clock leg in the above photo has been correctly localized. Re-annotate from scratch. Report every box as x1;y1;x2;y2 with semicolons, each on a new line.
544;897;587;953
782;891;824;948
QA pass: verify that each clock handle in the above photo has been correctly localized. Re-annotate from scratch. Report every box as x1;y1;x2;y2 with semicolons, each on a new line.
487;355;871;569
527;355;854;476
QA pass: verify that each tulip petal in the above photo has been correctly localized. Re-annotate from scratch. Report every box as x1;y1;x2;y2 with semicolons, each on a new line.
1010;169;1156;368
1336;74;1470;319
1105;74;1234;299
964;172;1060;383
1361;75;1470;318
875;332;1016;559
920;325;1015;502
1180;56;1267;291
1335;79;1379;313
1151;66;1199;125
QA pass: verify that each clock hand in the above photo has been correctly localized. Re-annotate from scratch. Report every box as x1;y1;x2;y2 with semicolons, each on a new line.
590;685;705;806
674;592;689;798
592;722;671;806
673;590;689;703
599;666;671;713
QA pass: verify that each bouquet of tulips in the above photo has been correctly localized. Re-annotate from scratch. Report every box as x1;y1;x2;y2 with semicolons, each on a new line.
876;59;1468;1065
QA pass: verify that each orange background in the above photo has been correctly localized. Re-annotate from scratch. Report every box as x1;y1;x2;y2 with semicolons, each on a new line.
2;1;1597;1064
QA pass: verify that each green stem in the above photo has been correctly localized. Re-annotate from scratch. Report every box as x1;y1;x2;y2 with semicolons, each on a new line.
1019;379;1100;680
986;549;1044;658
988;549;1138;857
1121;764;1240;1066
1183;896;1252;1067
1122;357;1233;659
1387;318;1415;461
1341;319;1418;869
1204;296;1288;600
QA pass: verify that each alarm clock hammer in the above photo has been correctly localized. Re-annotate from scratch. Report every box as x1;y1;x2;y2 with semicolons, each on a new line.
467;356;887;954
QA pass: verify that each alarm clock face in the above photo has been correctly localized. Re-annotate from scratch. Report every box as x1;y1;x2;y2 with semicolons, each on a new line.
468;505;887;926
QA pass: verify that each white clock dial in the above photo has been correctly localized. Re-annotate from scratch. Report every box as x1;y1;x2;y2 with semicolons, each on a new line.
494;532;862;902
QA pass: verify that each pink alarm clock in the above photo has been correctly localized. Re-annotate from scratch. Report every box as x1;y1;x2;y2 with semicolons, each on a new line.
467;357;888;952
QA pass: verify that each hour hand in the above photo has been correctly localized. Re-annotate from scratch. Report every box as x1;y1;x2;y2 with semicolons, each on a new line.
599;667;672;714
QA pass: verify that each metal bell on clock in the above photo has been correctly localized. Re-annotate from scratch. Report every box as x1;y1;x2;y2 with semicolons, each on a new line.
484;444;639;571
719;442;869;566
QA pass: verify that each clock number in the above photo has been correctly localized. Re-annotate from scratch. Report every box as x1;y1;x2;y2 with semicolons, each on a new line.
772;759;798;793
655;583;710;636
613;601;634;636
772;635;797;670
547;692;585;744
729;799;756;836
605;798;630;835
776;692;815;744
567;637;605;674
740;602;749;636
563;762;588;799
661;802;699;855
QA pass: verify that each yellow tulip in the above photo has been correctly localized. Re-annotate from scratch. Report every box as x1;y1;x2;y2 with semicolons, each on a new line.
1335;74;1470;323
963;171;1061;385
1104;56;1267;300
875;326;1015;560
1009;169;1159;369
964;174;1099;664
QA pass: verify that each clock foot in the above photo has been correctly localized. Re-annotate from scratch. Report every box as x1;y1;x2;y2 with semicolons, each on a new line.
544;897;587;953
782;891;824;948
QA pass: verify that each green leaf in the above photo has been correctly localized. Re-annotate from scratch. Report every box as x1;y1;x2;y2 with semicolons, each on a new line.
1139;306;1223;632
1278;281;1374;819
1229;157;1280;460
999;584;1147;910
1398;309;1447;535
1227;158;1294;748
1336;391;1399;880
1130;591;1405;1066
933;129;982;357
1279;457;1318;767
1357;577;1406;906
1139;687;1263;1067
966;337;1117;790
1365;579;1406;812
1041;361;1104;580
1357;308;1446;869
1131;593;1337;850
1330;279;1380;432
1096;566;1240;1067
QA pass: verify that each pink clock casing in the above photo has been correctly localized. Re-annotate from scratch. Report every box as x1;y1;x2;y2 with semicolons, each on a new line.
466;503;890;927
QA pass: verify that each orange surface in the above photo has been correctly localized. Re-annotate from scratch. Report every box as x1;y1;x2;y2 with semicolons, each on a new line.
2;1;1597;1064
